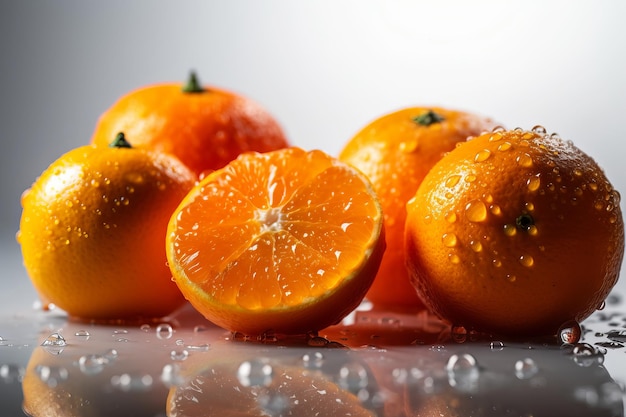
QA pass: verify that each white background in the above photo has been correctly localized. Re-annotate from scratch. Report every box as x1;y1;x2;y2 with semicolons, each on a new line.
1;1;626;297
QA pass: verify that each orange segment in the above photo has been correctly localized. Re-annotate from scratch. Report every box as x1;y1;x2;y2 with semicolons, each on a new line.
166;147;385;336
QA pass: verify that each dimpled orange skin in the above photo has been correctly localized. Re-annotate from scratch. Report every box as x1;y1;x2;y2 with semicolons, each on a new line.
339;107;498;309
18;142;196;320
405;127;624;336
90;76;289;176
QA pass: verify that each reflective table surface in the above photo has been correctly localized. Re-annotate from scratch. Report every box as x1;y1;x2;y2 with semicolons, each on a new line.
1;239;626;417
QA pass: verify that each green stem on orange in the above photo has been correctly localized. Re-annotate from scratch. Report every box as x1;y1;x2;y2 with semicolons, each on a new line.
413;109;445;126
110;132;132;148
516;213;535;231
182;70;205;93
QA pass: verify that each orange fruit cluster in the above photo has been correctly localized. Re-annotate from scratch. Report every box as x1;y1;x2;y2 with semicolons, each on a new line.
17;70;624;339
18;72;291;322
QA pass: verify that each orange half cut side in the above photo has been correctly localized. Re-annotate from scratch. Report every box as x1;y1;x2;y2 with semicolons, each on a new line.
166;147;385;336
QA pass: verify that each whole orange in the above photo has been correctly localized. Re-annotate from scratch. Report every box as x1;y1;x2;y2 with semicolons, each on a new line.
18;133;196;320
405;126;624;336
166;147;385;337
339;107;497;309
90;71;289;177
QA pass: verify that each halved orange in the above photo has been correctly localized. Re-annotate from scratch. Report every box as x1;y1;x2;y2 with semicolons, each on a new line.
166;147;385;337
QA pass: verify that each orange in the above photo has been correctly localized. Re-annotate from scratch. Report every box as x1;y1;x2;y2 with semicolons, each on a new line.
90;71;290;177
339;107;497;309
18;133;196;320
166;147;385;337
405;126;624;337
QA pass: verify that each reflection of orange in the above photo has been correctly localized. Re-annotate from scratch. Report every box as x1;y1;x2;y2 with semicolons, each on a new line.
167;353;378;417
166;147;385;337
91;71;289;176
18;134;196;320
339;107;497;309
405;127;625;336
22;327;172;417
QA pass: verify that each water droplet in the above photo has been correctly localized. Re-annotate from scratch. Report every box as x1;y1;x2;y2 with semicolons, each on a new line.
490;204;502;216
170;349;189;361
257;392;290;416
140;324;151;332
474;149;492;163
451;325;468;343
41;332;67;354
527;175;541;191
594;200;605;211
497;141;513;152
307;336;329;347
559;320;582;344
74;330;90;339
465;200;487;222
448;253;461;264
516;153;533;168
532;125;547;135
35;364;69;387
446;353;480;393
156;323;174;340
465;174;477;183
519;254;534;267
445;175;461;188
571;343;604;367
469;240;483;252
506;274;517;283
445;211;457;223
490;341;505;350
237;359;274;387
489;132;504;142
606;330;626;343
503;224;517;237
302;351;325;369
161;363;185;387
193;325;209;333
0;364;24;383
104;348;119;361
79;354;106;375
514;358;538;379
399;138;419;153
186;343;210;352
492;258;502;268
337;362;368;393
111;373;153;392
442;233;458;248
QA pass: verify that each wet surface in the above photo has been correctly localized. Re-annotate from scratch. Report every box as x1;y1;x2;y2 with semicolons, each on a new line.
1;291;625;417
